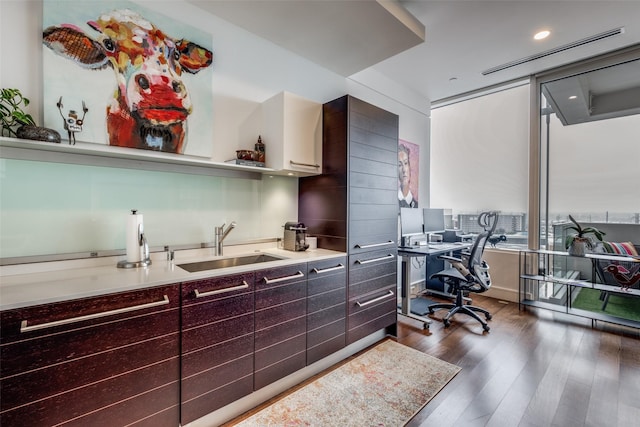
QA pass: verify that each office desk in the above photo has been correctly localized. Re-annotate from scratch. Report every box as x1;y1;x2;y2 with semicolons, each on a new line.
398;242;472;329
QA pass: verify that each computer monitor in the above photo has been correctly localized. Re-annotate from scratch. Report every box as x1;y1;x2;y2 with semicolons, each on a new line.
400;207;424;237
423;208;446;234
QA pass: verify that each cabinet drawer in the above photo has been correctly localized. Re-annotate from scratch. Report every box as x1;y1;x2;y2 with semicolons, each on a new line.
347;284;397;345
348;238;397;255
349;249;397;275
0;284;179;344
255;263;307;290
348;285;397;318
182;271;254;306
307;257;347;278
307;258;346;294
1;284;179;377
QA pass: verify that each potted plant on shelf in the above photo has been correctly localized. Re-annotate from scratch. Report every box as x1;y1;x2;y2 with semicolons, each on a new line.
564;214;606;256
1;88;60;143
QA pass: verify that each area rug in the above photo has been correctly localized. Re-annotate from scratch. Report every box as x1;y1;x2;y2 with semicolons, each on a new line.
233;339;461;426
573;287;640;322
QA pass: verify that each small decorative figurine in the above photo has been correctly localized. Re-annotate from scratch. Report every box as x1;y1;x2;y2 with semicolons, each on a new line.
57;96;88;145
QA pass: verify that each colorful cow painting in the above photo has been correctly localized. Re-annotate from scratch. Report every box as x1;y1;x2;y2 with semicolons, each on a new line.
43;9;213;154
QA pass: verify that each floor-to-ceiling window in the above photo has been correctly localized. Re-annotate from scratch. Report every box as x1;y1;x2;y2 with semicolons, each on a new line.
430;83;530;249
534;48;640;323
537;51;640;250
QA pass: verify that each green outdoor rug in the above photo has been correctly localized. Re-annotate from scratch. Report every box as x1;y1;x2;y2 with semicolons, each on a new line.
573;288;640;322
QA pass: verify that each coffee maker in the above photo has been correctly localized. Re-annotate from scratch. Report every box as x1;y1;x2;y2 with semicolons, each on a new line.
283;222;309;251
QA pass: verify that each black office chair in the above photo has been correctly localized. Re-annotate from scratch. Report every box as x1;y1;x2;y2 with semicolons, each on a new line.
427;211;499;332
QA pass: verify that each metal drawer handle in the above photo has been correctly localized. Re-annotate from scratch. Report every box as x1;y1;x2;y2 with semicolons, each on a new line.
263;270;305;284
355;254;395;265
311;263;345;274
354;241;395;249
20;295;170;333
356;290;395;307
195;281;249;298
290;160;320;168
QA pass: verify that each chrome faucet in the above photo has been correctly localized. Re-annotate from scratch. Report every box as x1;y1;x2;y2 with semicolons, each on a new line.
214;221;236;256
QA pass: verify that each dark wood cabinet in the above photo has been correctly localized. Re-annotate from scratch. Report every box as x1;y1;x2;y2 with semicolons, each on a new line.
306;257;347;364
180;272;255;425
300;94;398;345
0;284;180;427
347;248;398;343
254;264;307;390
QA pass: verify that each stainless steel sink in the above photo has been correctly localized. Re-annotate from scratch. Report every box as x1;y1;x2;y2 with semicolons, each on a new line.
178;254;285;273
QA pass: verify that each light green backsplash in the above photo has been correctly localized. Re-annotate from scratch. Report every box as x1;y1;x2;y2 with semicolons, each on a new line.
0;159;298;258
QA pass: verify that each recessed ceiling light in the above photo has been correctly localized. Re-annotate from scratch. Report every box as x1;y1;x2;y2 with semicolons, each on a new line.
534;30;550;40
449;77;458;82
569;95;577;100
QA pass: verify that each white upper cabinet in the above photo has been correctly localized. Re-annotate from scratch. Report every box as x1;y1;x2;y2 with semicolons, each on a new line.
260;92;322;176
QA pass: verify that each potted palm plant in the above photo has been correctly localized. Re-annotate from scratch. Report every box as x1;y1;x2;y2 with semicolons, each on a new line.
564;214;606;256
1;88;60;142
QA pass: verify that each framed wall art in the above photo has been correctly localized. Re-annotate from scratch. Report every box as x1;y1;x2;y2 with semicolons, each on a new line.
42;0;214;157
398;139;419;208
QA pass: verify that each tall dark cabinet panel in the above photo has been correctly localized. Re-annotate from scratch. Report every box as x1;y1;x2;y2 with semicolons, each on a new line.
299;95;398;345
180;272;255;425
306;257;347;364
254;264;308;390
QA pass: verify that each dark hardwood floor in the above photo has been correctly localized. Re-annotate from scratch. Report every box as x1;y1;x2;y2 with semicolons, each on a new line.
402;295;640;427
225;294;640;427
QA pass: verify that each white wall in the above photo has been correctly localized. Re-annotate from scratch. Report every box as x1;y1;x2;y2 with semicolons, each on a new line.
1;0;430;156
0;0;431;258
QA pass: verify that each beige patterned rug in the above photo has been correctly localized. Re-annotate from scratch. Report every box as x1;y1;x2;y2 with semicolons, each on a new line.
233;339;461;426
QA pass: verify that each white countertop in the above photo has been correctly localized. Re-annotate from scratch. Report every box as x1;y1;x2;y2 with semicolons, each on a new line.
0;245;346;311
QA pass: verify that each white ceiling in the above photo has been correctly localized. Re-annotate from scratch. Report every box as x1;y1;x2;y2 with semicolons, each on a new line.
189;0;640;103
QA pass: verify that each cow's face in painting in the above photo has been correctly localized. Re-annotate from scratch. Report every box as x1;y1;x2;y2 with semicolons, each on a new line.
43;9;213;153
